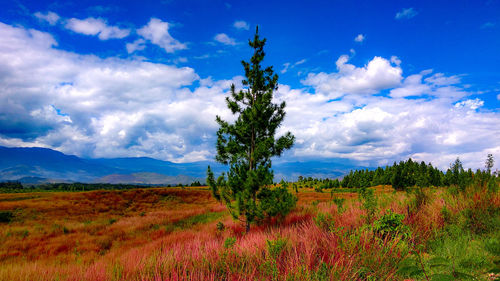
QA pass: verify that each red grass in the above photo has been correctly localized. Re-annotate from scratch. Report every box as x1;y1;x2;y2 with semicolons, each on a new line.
0;185;498;280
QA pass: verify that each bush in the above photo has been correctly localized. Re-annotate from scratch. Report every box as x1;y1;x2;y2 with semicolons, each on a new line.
331;197;346;213
373;209;409;239
0;211;13;223
359;188;377;223
224;237;236;249
488;177;498;194
266;236;288;259
313;212;335;231
257;187;297;221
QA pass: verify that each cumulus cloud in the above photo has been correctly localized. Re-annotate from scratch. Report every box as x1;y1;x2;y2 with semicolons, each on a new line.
214;33;237;45
137;18;187;53
395;8;418;20
233;20;250;30
275;83;499;169
0;22;229;162
354;34;365;42
65;17;130;40
303;55;402;98
34;11;60;25
1;21;499;170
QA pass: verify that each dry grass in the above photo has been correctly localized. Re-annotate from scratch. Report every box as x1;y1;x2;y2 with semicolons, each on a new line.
0;185;498;280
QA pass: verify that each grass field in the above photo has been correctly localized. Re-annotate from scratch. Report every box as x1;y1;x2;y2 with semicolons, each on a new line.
0;185;499;280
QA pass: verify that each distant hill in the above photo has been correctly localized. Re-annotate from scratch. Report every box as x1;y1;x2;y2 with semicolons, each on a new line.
0;146;365;184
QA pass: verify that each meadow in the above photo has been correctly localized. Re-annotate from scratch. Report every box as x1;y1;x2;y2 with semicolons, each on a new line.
0;184;499;280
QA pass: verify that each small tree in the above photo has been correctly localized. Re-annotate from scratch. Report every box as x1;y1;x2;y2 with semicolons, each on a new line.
485;153;494;173
207;27;296;232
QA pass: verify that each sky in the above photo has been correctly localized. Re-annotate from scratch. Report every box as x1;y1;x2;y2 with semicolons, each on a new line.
0;0;499;171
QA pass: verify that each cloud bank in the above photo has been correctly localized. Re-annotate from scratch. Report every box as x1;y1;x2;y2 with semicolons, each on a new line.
0;21;498;170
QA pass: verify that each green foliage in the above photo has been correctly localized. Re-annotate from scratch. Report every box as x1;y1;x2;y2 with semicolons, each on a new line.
266;236;288;259
338;158;444;190
313;212;335;231
440;206;455;224
216;221;225;232
359;187;377;223
0;210;13;223
398;255;477;281
257;187;297;220
224;237;236;249
488;177;498;193
206;27;295;231
331;197;345;213
373;209;409;239
165;211;225;232
408;186;430;211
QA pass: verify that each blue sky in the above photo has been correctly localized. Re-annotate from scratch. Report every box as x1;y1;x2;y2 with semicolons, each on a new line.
0;0;499;170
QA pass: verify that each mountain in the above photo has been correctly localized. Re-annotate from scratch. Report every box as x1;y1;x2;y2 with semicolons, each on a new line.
0;146;365;184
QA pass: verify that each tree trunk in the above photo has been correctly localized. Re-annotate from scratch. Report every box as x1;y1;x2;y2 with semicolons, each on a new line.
246;220;250;233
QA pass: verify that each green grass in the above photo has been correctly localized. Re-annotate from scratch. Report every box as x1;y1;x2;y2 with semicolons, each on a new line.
164;211;225;232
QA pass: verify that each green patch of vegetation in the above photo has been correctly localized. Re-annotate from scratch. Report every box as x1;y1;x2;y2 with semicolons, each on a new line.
165;211;225;232
0;210;13;223
0;195;40;202
313;212;335;232
373;209;409;239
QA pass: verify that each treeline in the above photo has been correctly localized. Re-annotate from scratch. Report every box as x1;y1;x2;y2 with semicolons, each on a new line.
0;181;206;193
293;157;498;191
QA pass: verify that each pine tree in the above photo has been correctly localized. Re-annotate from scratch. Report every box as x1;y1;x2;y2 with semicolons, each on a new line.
207;27;295;232
485;153;494;173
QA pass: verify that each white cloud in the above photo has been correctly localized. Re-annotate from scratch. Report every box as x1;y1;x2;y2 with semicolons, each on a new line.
390;56;401;66
354;34;365;42
303;55;402;98
454;98;484;110
65;17;130;40
137;18;187;53
126;39;146;53
395;8;418;20
233;20;250;30
34;11;60;25
390;73;429;98
1;22;499;171
281;59;307;74
0;22;220;162
497;94;500;101
281;62;290;74
214;33;237;45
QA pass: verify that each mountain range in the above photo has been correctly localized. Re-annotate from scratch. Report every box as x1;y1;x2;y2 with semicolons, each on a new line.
0;146;364;184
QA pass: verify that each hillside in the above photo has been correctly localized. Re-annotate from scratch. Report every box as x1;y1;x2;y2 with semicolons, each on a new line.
0;146;364;184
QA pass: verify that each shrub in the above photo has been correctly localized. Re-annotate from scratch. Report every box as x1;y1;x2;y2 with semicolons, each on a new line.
332;197;346;213
0;211;13;223
488;177;498;194
224;237;236;249
373;209;409;239
266;236;288;259
216;221;225;232
359;188;377;223
313;212;335;231
440;205;455;224
257;187;297;221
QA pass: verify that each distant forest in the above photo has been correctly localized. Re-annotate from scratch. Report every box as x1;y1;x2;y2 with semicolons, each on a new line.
290;157;498;191
1;158;497;193
0;181;204;193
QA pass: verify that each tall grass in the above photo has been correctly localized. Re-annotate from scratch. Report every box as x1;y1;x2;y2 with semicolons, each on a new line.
0;183;499;280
